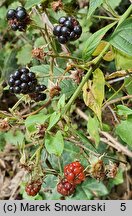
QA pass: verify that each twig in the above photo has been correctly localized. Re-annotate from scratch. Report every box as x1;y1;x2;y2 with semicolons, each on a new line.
102;95;132;110
107;105;119;123
92;15;119;21
100;131;132;158
105;69;132;80
108;76;131;84
76;108;132;158
66;137;127;164
22;98;51;118
66;137;99;157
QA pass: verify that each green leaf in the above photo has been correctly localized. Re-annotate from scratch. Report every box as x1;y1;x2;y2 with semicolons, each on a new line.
110;18;132;56
57;94;65;110
42;175;61;200
124;77;132;95
0;6;6;19
61;79;77;99
25;112;50;133
87;115;100;146
116;116;132;147
83;68;105;122
104;0;122;9
87;0;104;18
45;131;64;156
2;50;17;79
25;0;42;9
117;105;132;116
0;132;6;151
114;49;132;70
30;64;49;73
4;130;24;146
17;44;32;65
68;178;108;200
82;22;116;60
47;112;61;131
107;169;124;192
30;65;77;98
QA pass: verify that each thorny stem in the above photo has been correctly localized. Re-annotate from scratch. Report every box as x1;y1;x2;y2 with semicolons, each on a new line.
9;95;25;113
47;53;82;61
116;4;132;28
66;137;127;164
50;57;54;81
102;81;125;106
63;67;93;114
58;157;63;176
35;145;43;166
102;95;132;110
92;15;119;21
22;98;51;118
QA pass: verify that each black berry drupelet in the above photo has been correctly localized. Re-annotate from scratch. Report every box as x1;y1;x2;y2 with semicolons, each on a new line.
16;8;27;21
6;9;16;20
8;68;47;102
6;6;29;32
53;25;61;36
53;16;82;44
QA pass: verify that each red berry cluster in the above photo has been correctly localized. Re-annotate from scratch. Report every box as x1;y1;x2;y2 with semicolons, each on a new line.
57;161;85;196
25;180;42;196
64;161;85;184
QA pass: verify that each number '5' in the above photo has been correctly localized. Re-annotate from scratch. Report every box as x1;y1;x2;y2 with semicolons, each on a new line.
120;203;126;211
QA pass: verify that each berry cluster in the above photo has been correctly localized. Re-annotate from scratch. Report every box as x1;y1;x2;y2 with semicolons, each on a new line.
8;67;47;102
64;161;85;184
6;6;29;31
57;178;75;196
57;161;85;196
53;16;82;44
25;180;42;196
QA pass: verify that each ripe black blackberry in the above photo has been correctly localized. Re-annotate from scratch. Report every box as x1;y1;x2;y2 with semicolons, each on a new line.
35;84;47;93
53;16;82;44
8;67;37;95
6;6;29;32
8;67;47;102
30;93;47;102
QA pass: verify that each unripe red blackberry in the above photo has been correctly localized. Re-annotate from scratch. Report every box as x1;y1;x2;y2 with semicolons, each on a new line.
57;178;75;196
53;16;82;44
25;180;42;196
64;161;85;185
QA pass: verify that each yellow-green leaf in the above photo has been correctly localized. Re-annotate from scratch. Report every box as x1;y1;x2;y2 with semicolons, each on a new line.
83;68;105;122
87;115;100;146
